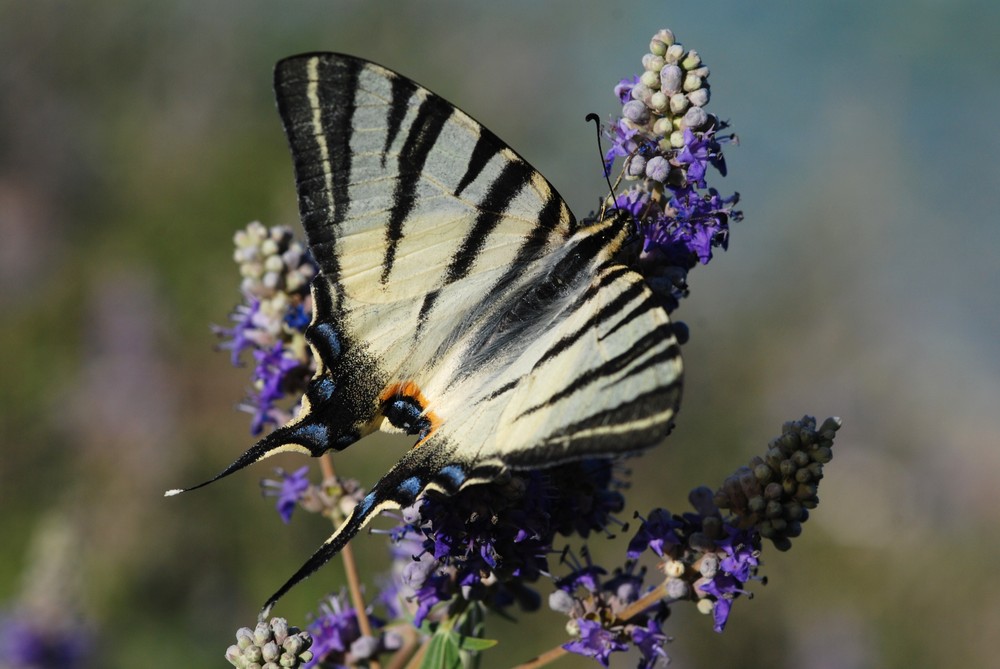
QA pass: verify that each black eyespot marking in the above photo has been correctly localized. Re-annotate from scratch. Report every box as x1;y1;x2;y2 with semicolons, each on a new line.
383;397;432;437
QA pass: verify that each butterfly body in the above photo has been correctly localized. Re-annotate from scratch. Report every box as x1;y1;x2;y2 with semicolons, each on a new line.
175;53;683;616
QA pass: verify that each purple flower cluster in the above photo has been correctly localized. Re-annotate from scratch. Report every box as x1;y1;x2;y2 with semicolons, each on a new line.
553;557;669;668
261;466;367;527
215;222;317;434
386;460;625;627
304;594;400;669
627;488;762;633
602;29;742;310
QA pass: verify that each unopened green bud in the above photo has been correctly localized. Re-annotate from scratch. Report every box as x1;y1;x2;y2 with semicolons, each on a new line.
669;93;689;115
643;53;666;72
666;43;685;63
681;49;702;70
653;116;673;135
683;74;703;93
640;70;660;90
649;39;667;57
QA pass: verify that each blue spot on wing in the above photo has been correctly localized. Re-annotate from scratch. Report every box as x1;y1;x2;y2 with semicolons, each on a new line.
437;465;466;488
290;423;329;447
358;493;375;516
312;323;342;358
313;377;336;402
397;476;423;500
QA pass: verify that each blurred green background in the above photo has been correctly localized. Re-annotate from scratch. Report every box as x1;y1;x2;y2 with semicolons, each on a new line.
2;1;998;667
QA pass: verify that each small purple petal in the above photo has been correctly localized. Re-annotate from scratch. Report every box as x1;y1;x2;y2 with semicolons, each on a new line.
562;618;628;667
262;466;310;524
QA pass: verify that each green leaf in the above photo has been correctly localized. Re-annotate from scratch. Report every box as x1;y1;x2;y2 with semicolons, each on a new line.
420;632;458;669
455;635;499;652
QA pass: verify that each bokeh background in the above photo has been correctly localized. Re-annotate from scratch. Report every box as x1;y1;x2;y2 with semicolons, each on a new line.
2;1;998;667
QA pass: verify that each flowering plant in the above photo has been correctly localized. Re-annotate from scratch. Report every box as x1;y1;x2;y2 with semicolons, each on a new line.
216;28;839;669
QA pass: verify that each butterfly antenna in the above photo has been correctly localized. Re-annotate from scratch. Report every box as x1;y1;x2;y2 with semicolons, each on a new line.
586;113;616;221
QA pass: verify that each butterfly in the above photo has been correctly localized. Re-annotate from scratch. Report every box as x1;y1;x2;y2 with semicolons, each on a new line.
169;53;683;618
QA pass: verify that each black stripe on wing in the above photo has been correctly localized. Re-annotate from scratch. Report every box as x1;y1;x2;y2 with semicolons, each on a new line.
464;221;623;365
455;131;503;197
382;75;417;168
417;159;535;326
382;92;454;284
503;383;683;469
531;267;643;368
275;55;364;303
515;322;681;420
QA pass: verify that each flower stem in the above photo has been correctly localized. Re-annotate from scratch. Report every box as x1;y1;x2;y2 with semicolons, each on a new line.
615;580;669;622
510;644;569;669
385;625;423;669
318;453;381;669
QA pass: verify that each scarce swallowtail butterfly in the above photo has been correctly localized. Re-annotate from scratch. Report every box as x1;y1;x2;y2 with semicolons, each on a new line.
169;53;683;617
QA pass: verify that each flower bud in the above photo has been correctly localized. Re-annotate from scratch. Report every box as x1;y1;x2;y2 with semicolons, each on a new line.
643;53;666;72
669;93;689;115
549;589;575;614
688;88;710;107
665;577;690;599
623;100;650;124
660;64;683;94
650;117;672;136
683;74;703;93
653;28;676;47
627;155;647;177
681;106;708;129
645;156;669;182
640;70;660;90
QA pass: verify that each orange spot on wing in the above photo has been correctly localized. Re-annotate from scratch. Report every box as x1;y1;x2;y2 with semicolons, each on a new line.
378;380;442;448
